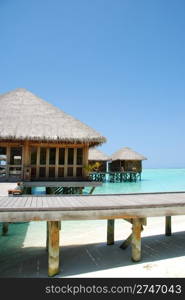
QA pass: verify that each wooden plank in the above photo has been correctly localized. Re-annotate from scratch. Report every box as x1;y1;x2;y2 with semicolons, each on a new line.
165;216;172;236
107;219;114;245
48;221;60;277
131;218;142;262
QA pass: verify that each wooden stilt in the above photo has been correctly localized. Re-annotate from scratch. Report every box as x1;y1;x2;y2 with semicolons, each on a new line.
120;233;132;249
107;219;114;245
165;216;172;236
131;218;142;262
2;222;9;235
48;221;60;277
89;187;95;194
46;221;49;251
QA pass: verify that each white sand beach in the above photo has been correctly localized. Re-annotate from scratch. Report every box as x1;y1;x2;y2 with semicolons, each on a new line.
0;215;185;278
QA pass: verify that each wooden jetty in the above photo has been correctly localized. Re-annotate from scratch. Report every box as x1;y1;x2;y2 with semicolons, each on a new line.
1;191;185;276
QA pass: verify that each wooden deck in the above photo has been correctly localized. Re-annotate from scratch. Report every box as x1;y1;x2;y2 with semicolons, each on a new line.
1;191;185;276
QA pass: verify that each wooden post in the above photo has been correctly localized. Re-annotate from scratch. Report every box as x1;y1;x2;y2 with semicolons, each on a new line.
120;233;132;249
55;147;59;179
131;218;142;262
165;216;172;236
46;148;49;178
48;221;60;277
83;145;89;178
107;219;114;245
2;223;9;235
36;147;40;179
46;221;49;252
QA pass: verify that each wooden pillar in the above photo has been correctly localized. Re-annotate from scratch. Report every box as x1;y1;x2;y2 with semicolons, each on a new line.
107;219;114;245
83;145;89;178
165;216;172;236
64;148;68;177
6;147;10;178
23;141;30;181
131;218;142;262
36;147;40;179
46;221;49;252
73;148;77;177
55;147;59;179
2;223;9;235
46;148;49;178
48;221;60;277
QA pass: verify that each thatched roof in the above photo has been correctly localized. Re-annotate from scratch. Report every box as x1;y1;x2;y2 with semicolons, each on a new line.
88;148;109;161
0;88;106;146
111;147;147;161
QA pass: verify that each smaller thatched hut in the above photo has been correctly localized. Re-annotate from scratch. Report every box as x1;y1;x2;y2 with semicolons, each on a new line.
88;148;109;172
109;147;147;173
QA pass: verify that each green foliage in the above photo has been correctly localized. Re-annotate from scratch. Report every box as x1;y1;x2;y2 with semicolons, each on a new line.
84;162;102;172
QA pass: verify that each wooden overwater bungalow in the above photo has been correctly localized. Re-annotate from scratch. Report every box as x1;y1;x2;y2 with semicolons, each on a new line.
0;88;106;194
88;148;109;182
109;147;147;182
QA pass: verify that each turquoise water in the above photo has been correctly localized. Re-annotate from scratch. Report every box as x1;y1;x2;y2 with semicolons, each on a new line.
91;168;185;194
32;169;185;195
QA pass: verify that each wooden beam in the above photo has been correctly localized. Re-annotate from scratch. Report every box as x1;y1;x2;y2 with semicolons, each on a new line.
2;222;9;235
107;219;114;245
165;216;172;236
48;221;60;277
131;218;142;262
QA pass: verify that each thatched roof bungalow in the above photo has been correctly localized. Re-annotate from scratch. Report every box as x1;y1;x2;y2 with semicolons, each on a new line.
109;147;147;173
88;148;109;172
0;88;106;181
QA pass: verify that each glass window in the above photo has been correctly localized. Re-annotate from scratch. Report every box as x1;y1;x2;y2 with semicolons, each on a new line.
0;147;7;166
68;148;74;165
31;147;37;165
40;148;46;165
67;167;73;176
76;167;83;177
49;148;56;165
0;166;6;177
77;148;83;165
31;167;36;179
59;148;65;165
9;167;22;176
10;147;22;165
49;167;55;177
39;167;46;177
58;167;64;177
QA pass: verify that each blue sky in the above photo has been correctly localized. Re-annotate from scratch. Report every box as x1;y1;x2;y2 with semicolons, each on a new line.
0;0;185;168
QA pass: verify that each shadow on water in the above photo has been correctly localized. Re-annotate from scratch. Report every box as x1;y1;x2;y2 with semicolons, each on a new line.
1;229;185;277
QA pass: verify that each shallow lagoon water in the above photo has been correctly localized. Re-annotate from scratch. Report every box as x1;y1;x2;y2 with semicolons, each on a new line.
33;169;185;195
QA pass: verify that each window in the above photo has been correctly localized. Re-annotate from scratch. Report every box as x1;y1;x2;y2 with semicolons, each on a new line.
59;148;65;165
40;148;46;165
31;147;37;165
10;147;22;165
0;147;7;166
77;148;83;165
67;167;73;176
68;148;74;165
49;148;56;165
